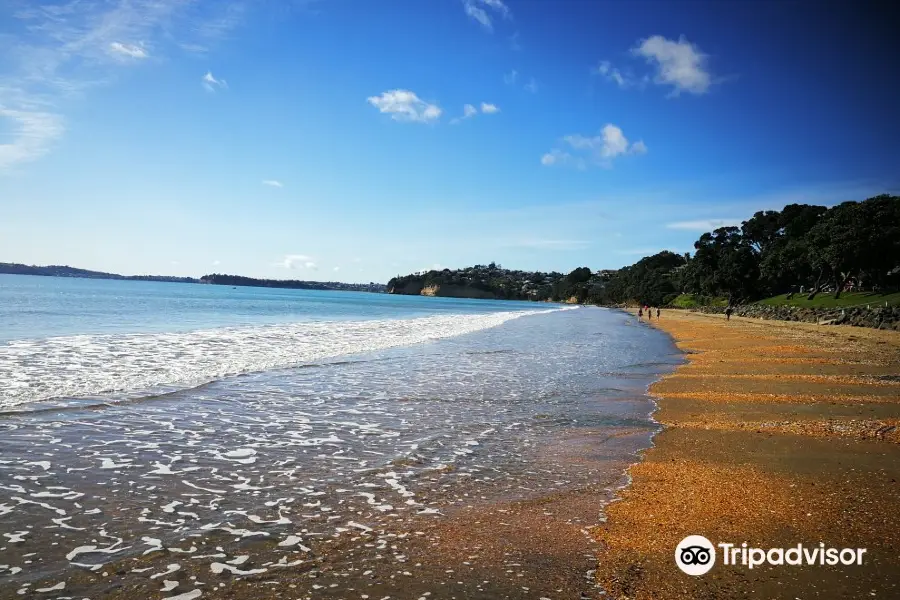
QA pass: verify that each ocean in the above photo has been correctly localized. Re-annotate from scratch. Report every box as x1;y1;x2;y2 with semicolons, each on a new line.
0;274;680;598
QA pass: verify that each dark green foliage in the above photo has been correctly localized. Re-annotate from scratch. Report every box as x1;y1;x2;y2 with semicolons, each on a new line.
682;195;899;302
387;195;900;306
388;264;568;301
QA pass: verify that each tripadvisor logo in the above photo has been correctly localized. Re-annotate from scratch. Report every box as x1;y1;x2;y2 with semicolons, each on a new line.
675;535;716;575
675;536;868;576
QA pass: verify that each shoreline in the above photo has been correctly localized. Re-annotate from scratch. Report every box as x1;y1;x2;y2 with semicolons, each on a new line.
594;309;900;598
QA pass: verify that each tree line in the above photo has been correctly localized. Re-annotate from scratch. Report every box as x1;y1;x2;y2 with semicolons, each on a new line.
388;194;899;307
599;194;900;306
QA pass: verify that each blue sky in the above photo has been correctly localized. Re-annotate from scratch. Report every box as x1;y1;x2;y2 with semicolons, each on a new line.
2;0;898;283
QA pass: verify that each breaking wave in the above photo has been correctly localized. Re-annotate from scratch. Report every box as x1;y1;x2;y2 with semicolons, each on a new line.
0;308;570;409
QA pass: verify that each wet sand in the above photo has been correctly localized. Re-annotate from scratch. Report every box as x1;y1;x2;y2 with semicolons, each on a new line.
594;310;900;598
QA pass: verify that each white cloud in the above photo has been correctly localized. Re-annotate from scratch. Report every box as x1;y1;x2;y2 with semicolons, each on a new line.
503;70;518;85
109;42;148;59
630;140;648;154
543;124;647;169
632;35;713;96
0;107;65;170
593;60;641;89
262;179;283;188
666;219;740;231
451;102;498;124
212;260;221;266
540;149;575;167
203;71;227;92
524;77;538;93
333;266;340;272
417;263;443;274
281;254;314;269
462;0;510;32
367;89;441;123
450;103;477;124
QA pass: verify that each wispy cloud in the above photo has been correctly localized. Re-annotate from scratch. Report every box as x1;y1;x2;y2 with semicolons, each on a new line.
280;254;317;270
503;70;537;93
508;32;522;51
666;219;741;231
0;107;65;169
450;102;499;124
450;104;477;124
462;0;511;32
109;42;149;60
367;90;441;123
502;239;591;251
593;60;646;90
614;247;667;256
542;124;647;169
202;71;227;92
1;0;251;171
262;179;283;188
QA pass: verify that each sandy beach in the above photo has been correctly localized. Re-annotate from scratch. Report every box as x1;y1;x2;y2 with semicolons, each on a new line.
595;310;900;598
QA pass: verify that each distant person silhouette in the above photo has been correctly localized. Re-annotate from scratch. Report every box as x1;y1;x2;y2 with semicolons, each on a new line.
656;307;660;319
725;306;733;321
638;307;643;319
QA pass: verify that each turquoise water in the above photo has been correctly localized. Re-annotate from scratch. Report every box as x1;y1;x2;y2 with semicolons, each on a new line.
0;274;539;342
0;273;680;598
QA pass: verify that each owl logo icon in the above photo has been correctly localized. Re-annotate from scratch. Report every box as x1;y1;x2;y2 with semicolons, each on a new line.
675;535;716;575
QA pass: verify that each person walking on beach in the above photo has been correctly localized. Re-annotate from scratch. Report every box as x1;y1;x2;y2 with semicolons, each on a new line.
656;307;660;319
638;306;643;319
647;306;652;320
725;306;733;321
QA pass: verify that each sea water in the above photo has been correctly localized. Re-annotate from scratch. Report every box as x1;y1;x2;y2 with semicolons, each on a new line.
0;274;679;598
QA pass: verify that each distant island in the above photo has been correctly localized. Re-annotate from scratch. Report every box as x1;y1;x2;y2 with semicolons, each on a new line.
199;273;386;293
0;263;386;293
0;262;199;283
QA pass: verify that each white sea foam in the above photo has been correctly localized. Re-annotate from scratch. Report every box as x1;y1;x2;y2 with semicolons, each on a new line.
0;309;565;408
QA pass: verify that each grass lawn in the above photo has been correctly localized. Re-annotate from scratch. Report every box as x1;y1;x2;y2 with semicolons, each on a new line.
756;291;900;308
669;294;728;308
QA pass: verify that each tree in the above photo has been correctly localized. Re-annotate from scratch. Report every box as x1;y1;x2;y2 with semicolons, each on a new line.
807;201;869;299
689;227;759;303
756;204;827;295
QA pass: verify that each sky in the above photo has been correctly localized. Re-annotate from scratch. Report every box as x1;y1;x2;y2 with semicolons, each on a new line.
1;0;899;283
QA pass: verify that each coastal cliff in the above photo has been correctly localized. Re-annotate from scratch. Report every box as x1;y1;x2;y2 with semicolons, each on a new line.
420;284;498;299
